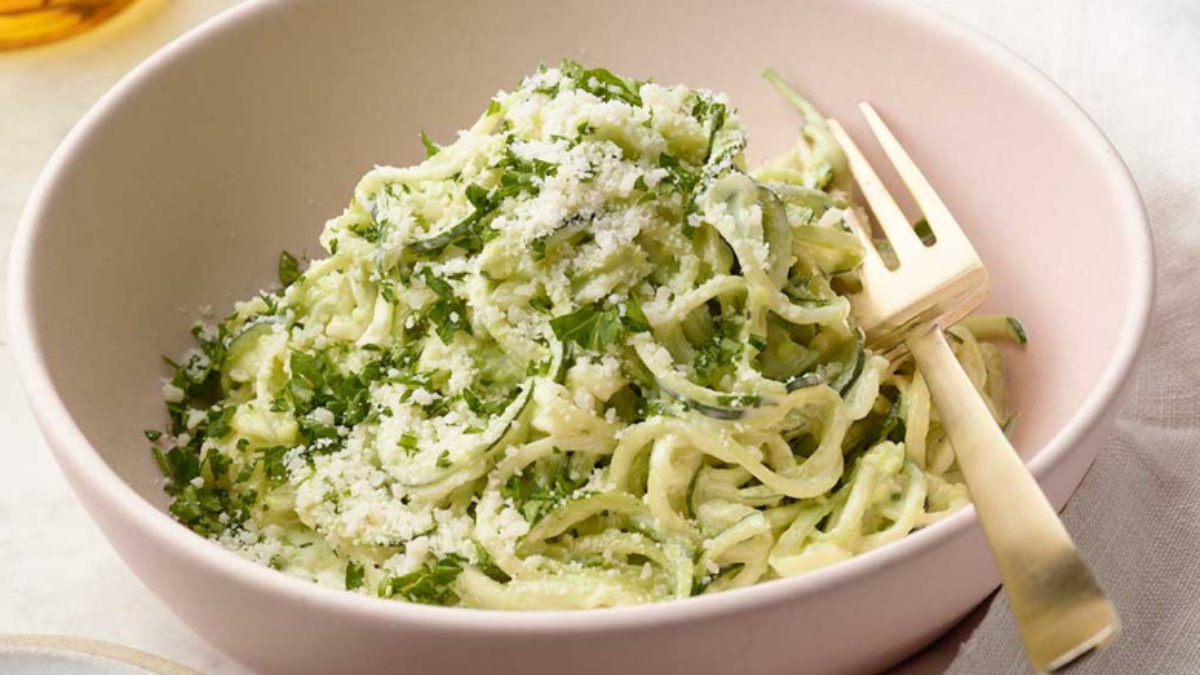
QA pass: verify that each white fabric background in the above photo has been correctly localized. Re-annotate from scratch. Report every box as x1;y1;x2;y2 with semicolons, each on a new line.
0;1;1196;674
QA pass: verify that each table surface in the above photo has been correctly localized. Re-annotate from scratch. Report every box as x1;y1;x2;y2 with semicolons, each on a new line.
0;1;1189;673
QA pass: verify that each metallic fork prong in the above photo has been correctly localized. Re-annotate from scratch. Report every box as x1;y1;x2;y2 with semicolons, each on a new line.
857;102;971;252
827;118;925;263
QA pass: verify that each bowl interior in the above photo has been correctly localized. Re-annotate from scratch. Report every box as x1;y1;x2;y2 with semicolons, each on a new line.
21;0;1142;521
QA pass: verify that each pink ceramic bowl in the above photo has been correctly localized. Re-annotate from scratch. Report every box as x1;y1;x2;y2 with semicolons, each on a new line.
8;1;1152;673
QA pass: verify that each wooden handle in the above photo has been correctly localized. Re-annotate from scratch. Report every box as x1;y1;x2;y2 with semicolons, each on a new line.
905;326;1119;673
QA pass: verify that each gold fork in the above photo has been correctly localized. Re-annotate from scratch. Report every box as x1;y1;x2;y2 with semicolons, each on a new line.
827;103;1119;673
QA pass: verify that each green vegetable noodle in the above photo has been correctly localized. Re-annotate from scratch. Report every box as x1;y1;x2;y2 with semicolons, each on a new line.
148;62;1022;608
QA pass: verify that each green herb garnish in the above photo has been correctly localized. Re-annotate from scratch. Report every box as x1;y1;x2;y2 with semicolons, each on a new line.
559;60;643;107
501;457;587;524
345;560;366;590
420;269;472;343
550;305;624;352
278;250;301;286
620;298;651;333
377;554;466;605
419;129;441;158
398;432;419;455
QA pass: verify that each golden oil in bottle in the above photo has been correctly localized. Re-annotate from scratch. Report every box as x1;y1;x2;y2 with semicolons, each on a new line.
0;0;137;50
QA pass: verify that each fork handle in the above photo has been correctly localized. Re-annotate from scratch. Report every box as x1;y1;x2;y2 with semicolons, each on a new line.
905;325;1119;673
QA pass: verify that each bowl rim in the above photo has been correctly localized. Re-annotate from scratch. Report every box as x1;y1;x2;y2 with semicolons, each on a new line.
6;0;1154;633
0;634;198;675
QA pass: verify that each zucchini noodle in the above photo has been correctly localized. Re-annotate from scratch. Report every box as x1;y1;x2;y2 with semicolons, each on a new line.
149;62;1024;608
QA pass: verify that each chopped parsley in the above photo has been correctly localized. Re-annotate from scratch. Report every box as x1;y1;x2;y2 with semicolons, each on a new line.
657;153;701;235
501;457;588;525
550;305;624;352
691;95;728;162
620;298;652;333
284;350;374;452
494;142;557;202
259;445;290;487
398;432;419;455
559;59;643;107
692;318;745;388
419;269;472;343
345;560;366;591
461;387;508;417
205;406;236;441
153;441;247;537
377;554;466;605
419;129;441;158
410;183;500;256
278;250;301;286
348;219;383;244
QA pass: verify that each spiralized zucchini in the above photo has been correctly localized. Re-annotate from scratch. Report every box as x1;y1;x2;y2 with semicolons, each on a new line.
149;62;1023;608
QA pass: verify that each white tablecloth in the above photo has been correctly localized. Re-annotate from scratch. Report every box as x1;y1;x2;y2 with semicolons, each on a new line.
1;1;1197;673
